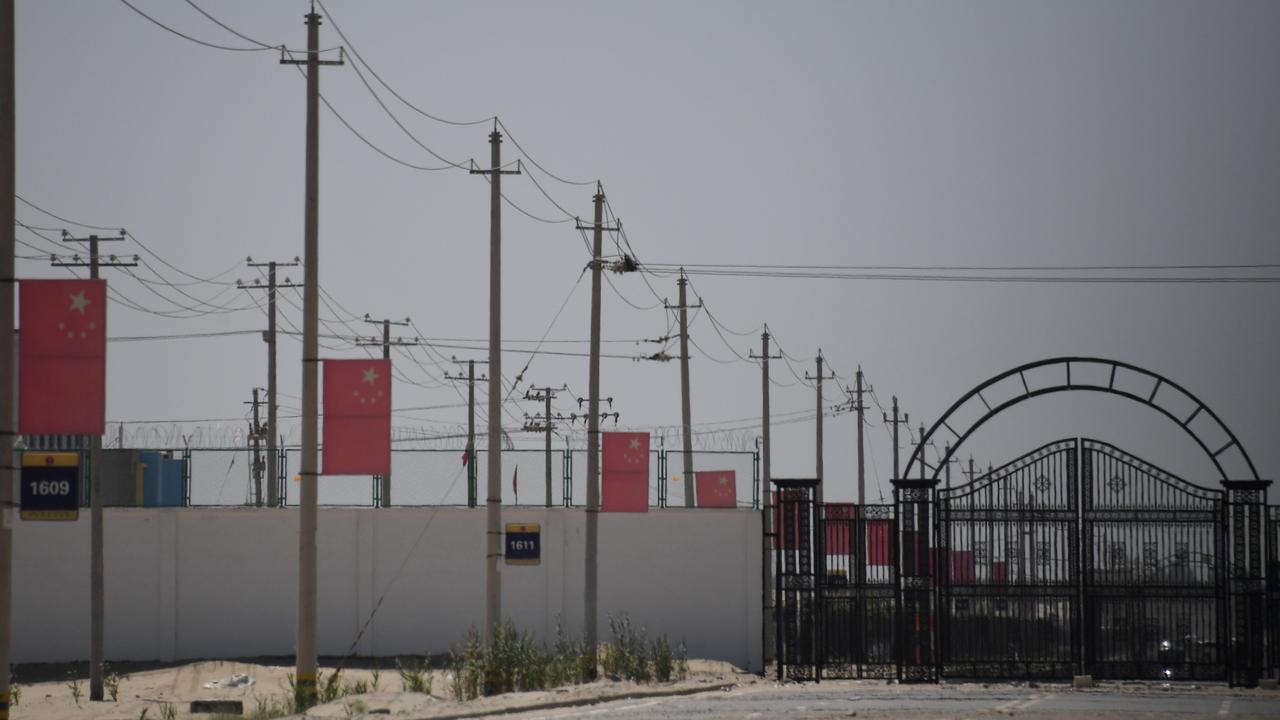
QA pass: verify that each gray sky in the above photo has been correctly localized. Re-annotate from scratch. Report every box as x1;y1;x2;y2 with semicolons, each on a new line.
13;0;1280;504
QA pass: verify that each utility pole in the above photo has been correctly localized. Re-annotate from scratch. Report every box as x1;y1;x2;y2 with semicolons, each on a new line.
578;185;619;672
55;231;135;702
242;258;300;507
943;442;959;493
1;3;15;713
665;270;701;507
358;315;416;507
523;385;566;508
749;326;781;663
245;388;266;506
445;358;487;508
883;396;908;482
280;8;342;707
805;352;836;505
749;328;782;507
854;368;867;506
469;123;520;641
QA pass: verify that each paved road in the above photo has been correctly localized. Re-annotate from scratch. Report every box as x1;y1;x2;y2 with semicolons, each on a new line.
499;681;1280;719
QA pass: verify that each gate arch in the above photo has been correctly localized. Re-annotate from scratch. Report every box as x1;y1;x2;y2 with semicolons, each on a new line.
903;357;1259;483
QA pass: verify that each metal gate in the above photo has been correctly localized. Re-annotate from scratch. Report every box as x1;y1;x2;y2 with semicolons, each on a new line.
1080;439;1227;681
773;478;819;680
937;440;1080;679
818;502;897;679
774;439;1268;683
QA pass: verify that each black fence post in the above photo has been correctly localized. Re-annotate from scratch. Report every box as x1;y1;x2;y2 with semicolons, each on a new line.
1225;480;1271;687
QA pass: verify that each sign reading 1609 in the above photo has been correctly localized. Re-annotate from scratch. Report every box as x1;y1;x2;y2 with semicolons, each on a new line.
21;452;80;521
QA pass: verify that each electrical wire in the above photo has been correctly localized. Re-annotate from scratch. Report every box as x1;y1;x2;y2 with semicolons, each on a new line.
182;0;279;49
118;0;277;52
316;0;492;127
647;266;1280;284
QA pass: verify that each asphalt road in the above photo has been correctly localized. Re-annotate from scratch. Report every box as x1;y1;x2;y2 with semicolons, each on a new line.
499;681;1280;719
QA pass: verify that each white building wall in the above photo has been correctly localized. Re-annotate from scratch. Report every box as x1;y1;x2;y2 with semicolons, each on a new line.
12;507;762;671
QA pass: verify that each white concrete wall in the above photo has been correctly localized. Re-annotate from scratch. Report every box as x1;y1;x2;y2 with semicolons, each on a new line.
12;507;762;671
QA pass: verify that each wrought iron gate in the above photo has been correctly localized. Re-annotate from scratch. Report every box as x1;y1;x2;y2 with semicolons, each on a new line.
818;502;897;679
937;440;1080;679
1080;440;1227;681
774;479;819;680
774;438;1272;683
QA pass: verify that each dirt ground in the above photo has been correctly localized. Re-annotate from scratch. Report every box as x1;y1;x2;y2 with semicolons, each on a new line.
8;658;752;719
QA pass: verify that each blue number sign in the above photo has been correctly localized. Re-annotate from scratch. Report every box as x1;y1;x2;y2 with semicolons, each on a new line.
21;452;80;521
505;523;541;566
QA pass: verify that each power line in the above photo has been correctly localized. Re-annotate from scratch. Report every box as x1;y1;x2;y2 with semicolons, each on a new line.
648;260;1280;272
644;265;1280;284
117;0;277;53
315;0;492;128
182;0;278;50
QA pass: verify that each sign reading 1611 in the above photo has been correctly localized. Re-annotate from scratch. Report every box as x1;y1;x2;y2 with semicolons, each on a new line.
21;452;80;521
505;523;541;566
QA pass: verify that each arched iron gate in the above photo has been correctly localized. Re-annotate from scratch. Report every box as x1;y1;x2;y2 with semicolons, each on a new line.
773;438;1273;685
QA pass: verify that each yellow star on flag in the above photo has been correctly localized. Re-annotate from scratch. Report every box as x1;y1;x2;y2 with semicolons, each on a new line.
362;367;379;385
68;290;90;314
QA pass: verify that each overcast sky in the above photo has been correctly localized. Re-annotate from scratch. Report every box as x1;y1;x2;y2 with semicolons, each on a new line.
13;0;1280;506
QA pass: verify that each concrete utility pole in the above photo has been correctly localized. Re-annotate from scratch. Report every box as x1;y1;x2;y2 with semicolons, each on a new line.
943;442;957;493
749;328;782;507
242;259;300;507
280;9;342;707
54;232;135;702
578;185;618;672
805;352;836;505
749;326;781;663
1;3;15;713
665;270;702;507
469;124;519;641
246;388;266;506
855;368;867;507
358;315;416;507
884;396;908;483
523;385;566;508
446;358;487;508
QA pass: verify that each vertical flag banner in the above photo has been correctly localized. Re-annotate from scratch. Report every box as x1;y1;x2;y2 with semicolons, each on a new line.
823;503;856;555
19;279;107;434
694;470;737;508
602;431;648;512
867;519;894;566
949;549;976;585
991;561;1009;586
322;359;391;475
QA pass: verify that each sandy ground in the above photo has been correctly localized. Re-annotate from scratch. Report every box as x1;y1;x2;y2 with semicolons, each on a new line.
8;659;752;719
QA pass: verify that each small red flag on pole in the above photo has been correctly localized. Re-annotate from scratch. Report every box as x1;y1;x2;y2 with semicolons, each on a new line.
322;359;391;475
19;279;108;434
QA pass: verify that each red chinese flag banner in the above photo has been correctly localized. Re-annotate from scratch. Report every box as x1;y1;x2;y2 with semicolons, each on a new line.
322;359;391;475
19;279;107;434
602;431;648;512
867;519;894;566
991;561;1009;586
949;550;976;585
694;470;736;508
823;503;856;556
